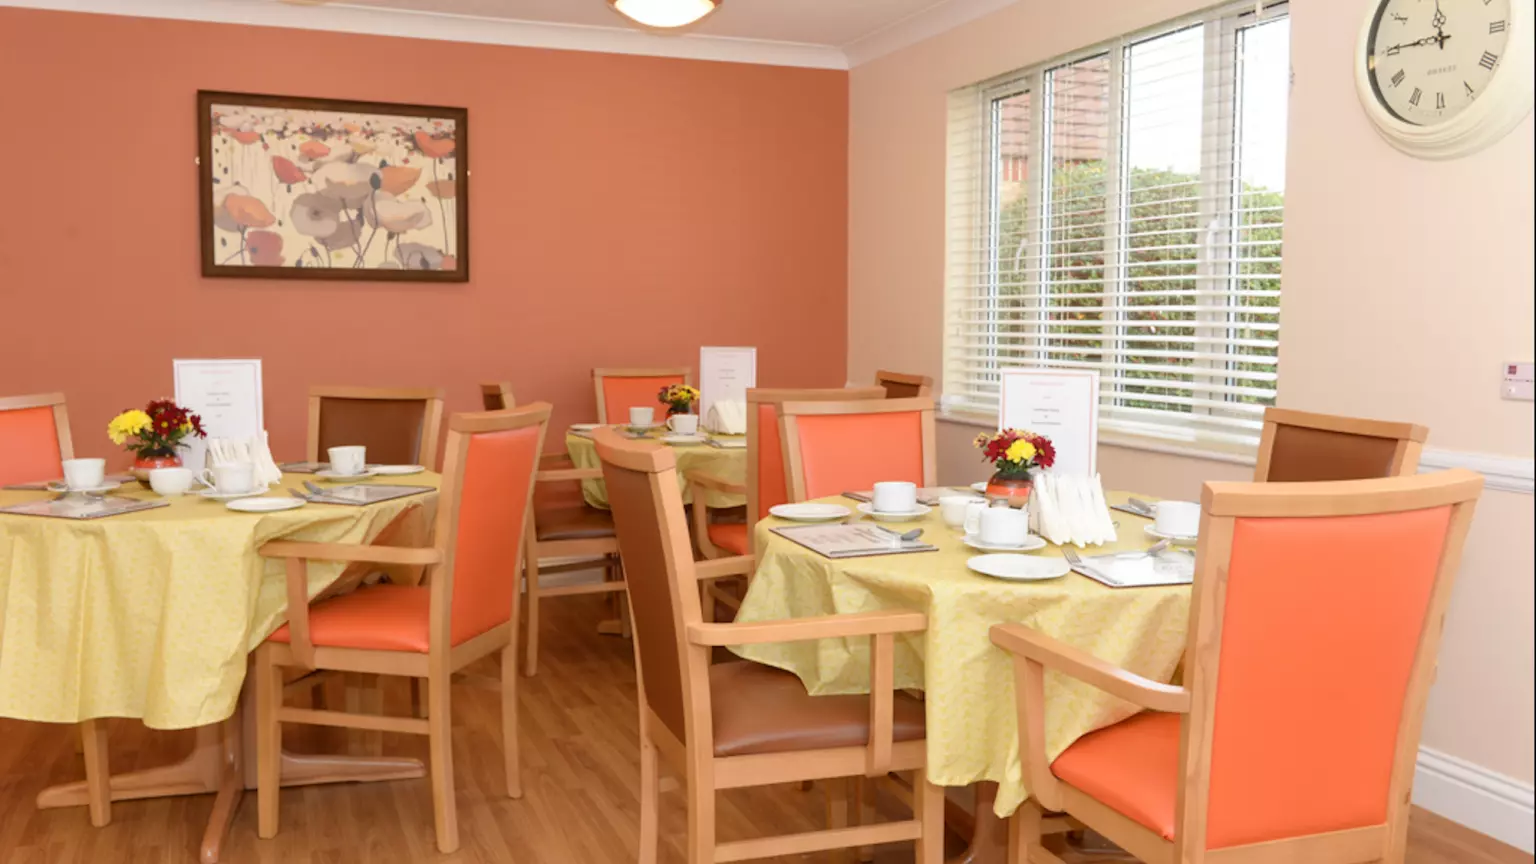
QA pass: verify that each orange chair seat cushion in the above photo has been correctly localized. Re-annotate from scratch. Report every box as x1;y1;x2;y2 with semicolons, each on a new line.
706;522;749;556
1050;711;1180;841
710;661;926;758
268;585;431;653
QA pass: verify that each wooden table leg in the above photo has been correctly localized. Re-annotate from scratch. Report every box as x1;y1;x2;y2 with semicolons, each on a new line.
948;782;1008;864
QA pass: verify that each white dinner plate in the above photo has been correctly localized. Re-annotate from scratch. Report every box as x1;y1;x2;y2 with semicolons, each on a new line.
47;482;122;495
226;497;306;513
569;423;601;432
197;486;269;501
315;469;379;481
372;464;426;476
769;502;852;522
967;554;1070;582
962;534;1048;553
659;434;708;446
1144;525;1198;545
855;502;932;522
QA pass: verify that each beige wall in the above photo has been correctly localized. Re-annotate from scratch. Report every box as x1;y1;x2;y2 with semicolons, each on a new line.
849;0;1535;786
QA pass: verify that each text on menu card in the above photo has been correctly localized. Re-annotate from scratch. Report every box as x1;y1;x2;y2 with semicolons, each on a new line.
999;368;1099;477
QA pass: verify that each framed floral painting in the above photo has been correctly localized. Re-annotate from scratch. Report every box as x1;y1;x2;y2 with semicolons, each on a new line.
197;91;468;282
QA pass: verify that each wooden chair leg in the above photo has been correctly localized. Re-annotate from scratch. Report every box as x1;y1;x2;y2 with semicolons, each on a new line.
500;644;521;799
686;765;716;864
255;646;283;839
856;776;876;862
79;720;111;827
410;679;427;719
638;732;660;864
523;559;541;678
700;582;716;624
914;768;944;864
427;675;459;853
1011;802;1065;864
825;778;852;863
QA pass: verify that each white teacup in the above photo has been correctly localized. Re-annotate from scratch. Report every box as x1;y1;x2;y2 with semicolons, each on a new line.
963;499;990;535
629;406;656;428
328;446;367;476
62;458;107;490
666;414;699;435
198;462;255;495
149;466;195;496
979;506;1031;547
1154;501;1201;538
939;495;975;529
871;481;919;514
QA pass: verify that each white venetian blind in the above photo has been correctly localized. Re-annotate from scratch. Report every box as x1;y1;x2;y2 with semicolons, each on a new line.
944;3;1290;448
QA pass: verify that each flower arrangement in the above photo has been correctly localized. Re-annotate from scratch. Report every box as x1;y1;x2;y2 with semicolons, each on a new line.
658;384;701;415
974;428;1056;479
109;399;207;460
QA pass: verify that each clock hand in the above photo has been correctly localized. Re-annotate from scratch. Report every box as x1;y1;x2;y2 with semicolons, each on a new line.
1380;33;1450;54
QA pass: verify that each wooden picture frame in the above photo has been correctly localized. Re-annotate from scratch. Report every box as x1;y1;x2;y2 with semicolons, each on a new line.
197;90;469;282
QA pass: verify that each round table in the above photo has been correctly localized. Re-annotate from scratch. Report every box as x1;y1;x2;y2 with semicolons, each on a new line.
565;429;747;509
0;471;440;861
732;491;1191;861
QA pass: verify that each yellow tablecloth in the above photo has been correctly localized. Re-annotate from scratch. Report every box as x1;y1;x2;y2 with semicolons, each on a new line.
0;473;439;730
732;491;1190;818
566;430;747;510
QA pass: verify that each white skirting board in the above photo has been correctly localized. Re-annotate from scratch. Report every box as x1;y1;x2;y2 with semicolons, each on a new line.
1414;747;1535;853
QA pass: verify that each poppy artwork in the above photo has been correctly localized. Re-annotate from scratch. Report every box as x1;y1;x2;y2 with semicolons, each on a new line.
197;91;468;282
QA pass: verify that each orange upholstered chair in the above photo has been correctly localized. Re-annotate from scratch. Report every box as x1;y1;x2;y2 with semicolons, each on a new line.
307;385;445;470
592;367;689;425
1255;406;1429;483
592;428;944;864
874;370;933;399
254;403;551;854
990;469;1483;864
0;392;73;487
779;397;937;503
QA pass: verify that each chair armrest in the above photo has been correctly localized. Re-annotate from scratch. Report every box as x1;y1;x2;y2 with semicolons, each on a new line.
259;541;443;567
694;555;756;583
537;467;602;483
687;610;926;647
989;623;1188;714
684;469;748;497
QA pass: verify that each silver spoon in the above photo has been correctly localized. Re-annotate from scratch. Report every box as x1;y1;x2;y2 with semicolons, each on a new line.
877;525;924;542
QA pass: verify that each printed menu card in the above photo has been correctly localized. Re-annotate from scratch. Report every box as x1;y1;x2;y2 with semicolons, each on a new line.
769;523;937;560
174;358;264;470
999;368;1100;477
305;484;435;506
699;346;757;421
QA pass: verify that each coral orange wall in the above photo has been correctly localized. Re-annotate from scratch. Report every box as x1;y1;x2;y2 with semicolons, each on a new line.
0;8;848;463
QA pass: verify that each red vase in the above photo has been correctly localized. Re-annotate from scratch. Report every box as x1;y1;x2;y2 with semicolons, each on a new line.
984;473;1034;509
131;453;183;488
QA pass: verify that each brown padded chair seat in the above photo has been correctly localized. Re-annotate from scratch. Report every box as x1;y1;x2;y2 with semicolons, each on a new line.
533;501;616;541
710;661;925;758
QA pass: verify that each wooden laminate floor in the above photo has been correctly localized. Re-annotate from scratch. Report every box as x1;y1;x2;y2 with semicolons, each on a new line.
1;595;1530;864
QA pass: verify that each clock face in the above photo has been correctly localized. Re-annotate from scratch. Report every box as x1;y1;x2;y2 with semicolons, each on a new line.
1367;0;1514;125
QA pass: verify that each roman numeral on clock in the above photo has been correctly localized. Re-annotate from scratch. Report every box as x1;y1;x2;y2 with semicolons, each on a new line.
1409;87;1422;106
1436;92;1445;109
1391;69;1406;87
1464;80;1475;96
1490;20;1507;33
1480;51;1499;70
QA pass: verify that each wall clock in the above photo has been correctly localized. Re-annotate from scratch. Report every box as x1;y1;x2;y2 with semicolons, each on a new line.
1356;0;1534;158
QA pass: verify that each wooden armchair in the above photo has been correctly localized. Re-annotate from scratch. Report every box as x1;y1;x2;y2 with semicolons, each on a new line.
593;428;944;863
0;391;73;487
254;403;551;853
991;469;1483;864
1254;407;1428;482
307;385;446;470
779;397;937;502
592;367;689;425
873;370;934;399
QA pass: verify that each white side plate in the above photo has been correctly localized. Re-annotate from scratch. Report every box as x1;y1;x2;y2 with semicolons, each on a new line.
1144;525;1198;545
855;502;932;522
962;534;1048;553
967;554;1070;581
769;503;852;522
226;497;306;513
372;465;426;476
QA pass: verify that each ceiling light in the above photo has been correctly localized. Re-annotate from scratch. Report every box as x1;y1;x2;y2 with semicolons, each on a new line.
608;0;721;30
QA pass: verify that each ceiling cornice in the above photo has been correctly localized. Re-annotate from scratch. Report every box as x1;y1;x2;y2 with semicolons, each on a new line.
843;0;1017;67
1;0;850;69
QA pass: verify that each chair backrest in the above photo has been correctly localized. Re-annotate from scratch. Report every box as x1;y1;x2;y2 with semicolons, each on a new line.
778;397;937;502
592;428;712;753
1178;470;1482;855
1254;407;1428;483
307;386;446;470
480;382;515;411
745;387;886;547
429;403;550;650
0;392;73;487
874;370;933;399
592;367;689;426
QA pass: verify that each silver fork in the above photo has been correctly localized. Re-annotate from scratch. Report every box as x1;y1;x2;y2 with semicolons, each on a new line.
1062;547;1123;586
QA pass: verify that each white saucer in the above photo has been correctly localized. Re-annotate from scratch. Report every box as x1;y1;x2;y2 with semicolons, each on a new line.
769;502;852;522
659;434;708;446
198;486;269;501
1145;525;1198;545
47;482;122;495
625;423;666;433
226;497;306;513
967;554;1070;581
372;464;425;476
315;469;378;481
569;423;601;432
856;502;932;522
962;534;1048;553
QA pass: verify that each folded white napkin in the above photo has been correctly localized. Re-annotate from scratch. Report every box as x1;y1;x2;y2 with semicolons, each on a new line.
206;433;283;487
1029;471;1115;548
706;400;748;435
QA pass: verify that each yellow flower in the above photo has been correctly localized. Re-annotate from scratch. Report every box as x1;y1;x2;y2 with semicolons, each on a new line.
1004;438;1037;463
107;410;152;445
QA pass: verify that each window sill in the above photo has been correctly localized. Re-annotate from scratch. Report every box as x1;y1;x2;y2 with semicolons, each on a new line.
936;410;1259;468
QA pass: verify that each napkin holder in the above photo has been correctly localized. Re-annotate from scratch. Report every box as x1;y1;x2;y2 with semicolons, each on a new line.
205;433;284;487
706;400;748;435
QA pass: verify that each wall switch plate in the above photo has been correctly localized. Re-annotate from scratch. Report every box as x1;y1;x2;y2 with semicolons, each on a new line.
1503;362;1534;401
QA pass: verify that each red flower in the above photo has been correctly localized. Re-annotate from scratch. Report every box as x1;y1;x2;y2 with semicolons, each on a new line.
1033;436;1056;468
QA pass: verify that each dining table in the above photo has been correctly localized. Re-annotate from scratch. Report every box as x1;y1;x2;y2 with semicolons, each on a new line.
0;471;441;863
565;428;748;509
731;490;1191;864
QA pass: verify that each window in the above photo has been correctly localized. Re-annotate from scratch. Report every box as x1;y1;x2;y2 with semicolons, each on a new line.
944;3;1290;449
